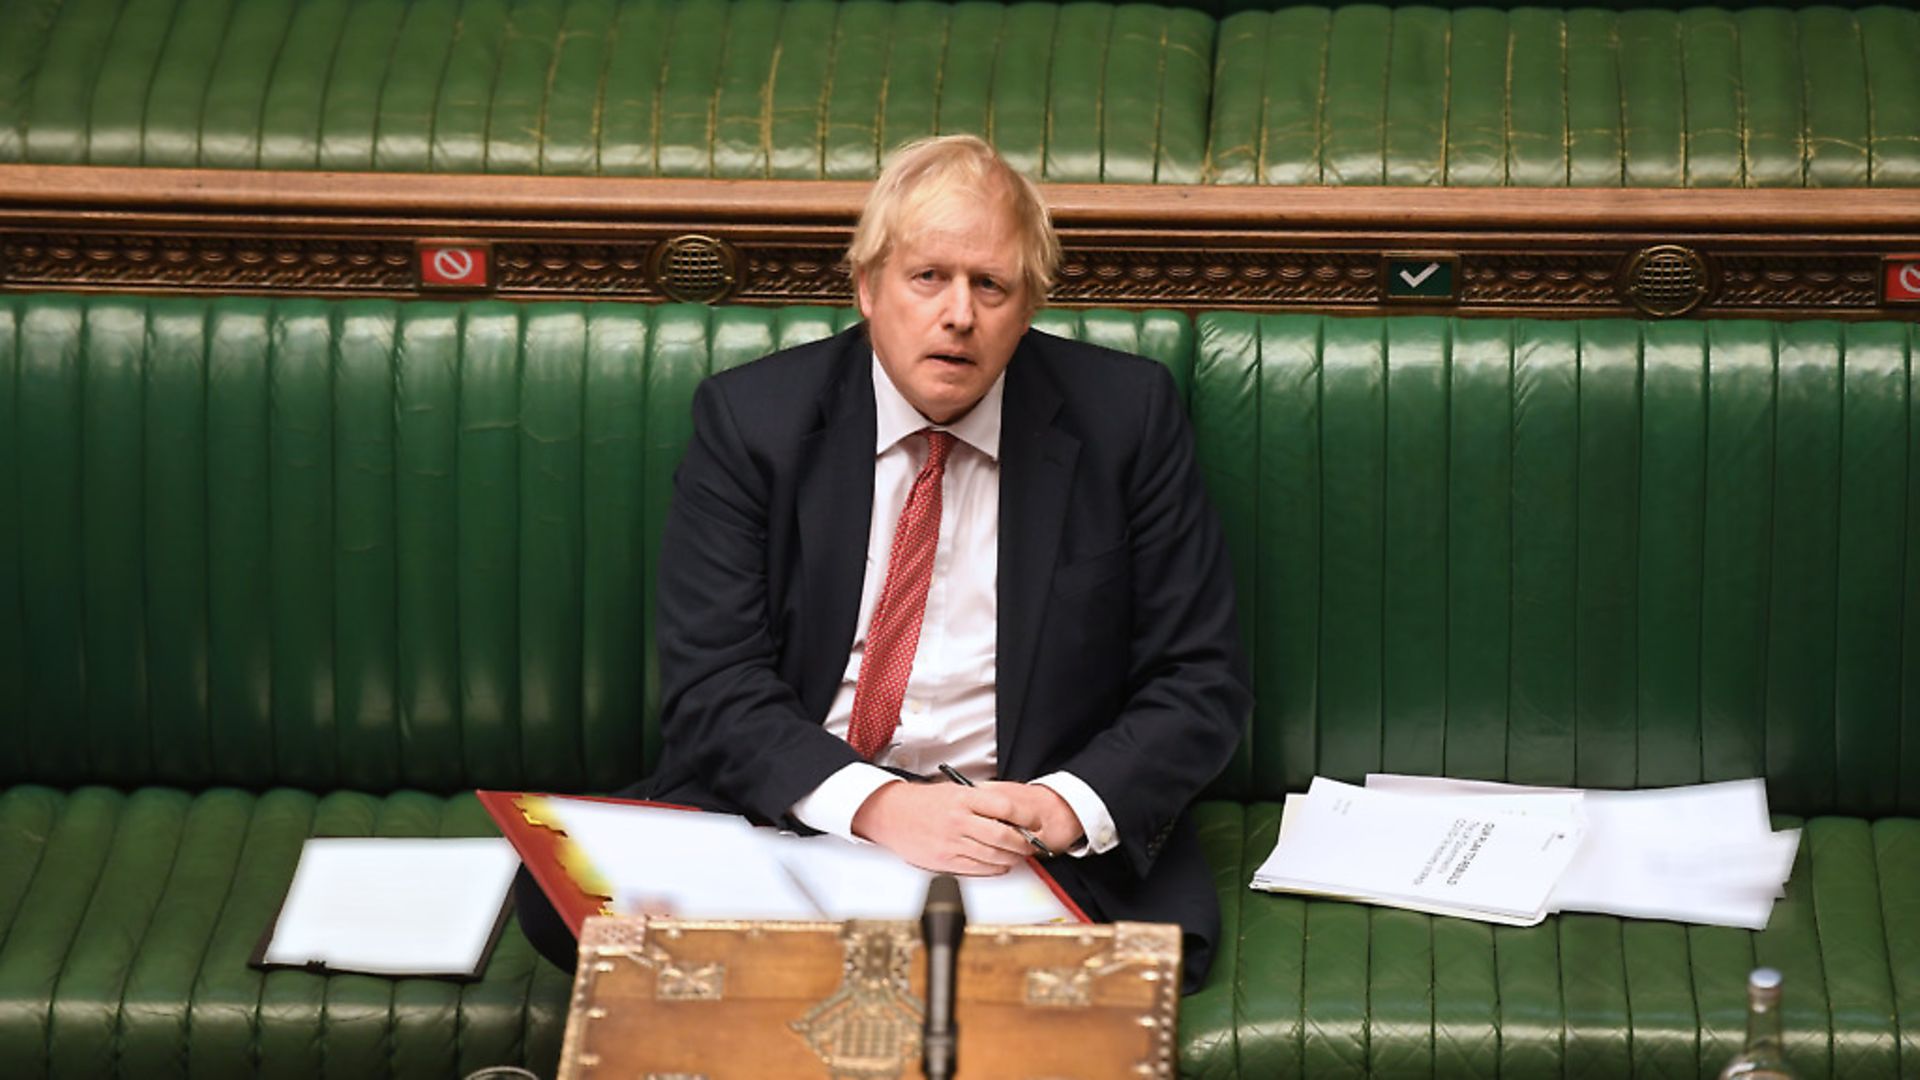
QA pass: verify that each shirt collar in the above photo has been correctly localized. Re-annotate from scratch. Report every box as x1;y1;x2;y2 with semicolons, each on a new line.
871;353;1003;462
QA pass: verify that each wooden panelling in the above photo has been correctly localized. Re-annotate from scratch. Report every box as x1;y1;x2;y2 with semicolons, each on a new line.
3;166;1916;318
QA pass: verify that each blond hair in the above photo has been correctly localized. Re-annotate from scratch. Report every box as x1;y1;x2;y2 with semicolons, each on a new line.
846;135;1062;306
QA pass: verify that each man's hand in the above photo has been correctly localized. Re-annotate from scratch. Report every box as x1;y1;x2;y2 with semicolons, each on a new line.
979;781;1086;855
850;782;1033;875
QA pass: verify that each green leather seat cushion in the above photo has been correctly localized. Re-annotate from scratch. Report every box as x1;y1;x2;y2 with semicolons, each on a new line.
1182;803;1920;1079
0;785;570;1079
5;785;1914;1078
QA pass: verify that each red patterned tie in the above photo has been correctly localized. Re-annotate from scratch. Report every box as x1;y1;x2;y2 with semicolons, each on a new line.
848;430;957;759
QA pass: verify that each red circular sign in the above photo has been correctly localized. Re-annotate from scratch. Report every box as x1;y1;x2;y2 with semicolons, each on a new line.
420;245;487;288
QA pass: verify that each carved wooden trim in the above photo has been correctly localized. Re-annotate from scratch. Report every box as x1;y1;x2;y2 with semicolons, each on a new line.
1;233;417;293
3;165;1916;318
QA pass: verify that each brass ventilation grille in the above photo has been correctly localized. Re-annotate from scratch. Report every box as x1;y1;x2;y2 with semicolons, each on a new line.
651;235;738;303
1624;245;1711;317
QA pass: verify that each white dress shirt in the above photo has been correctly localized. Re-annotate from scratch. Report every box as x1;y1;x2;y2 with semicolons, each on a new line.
788;357;1119;856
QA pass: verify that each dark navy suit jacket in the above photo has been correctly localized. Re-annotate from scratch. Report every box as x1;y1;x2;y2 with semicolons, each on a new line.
641;323;1250;991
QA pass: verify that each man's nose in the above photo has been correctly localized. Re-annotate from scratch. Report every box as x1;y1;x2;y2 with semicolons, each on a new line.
940;282;975;331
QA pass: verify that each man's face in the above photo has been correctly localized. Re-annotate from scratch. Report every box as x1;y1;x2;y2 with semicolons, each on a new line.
857;196;1033;425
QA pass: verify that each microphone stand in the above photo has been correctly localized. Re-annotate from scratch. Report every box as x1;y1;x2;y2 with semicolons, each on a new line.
919;874;966;1080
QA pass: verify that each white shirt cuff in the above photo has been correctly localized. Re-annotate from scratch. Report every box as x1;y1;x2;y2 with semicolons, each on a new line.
1032;771;1119;856
789;763;902;841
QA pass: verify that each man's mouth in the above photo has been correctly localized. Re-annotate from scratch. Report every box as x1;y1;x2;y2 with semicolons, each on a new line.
928;352;973;365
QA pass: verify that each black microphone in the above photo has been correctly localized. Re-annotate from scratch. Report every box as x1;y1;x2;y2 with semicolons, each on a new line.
920;873;966;1080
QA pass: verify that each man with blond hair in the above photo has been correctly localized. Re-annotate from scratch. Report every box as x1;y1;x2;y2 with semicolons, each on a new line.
518;135;1248;992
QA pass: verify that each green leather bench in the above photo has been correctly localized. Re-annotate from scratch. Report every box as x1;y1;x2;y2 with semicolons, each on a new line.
1179;314;1919;1078
1;0;1914;186
2;293;1915;1077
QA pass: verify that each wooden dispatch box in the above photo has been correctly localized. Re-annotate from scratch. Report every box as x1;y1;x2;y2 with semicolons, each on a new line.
556;915;1180;1079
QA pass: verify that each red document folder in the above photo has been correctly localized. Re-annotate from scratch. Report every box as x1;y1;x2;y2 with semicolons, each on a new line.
477;789;1090;933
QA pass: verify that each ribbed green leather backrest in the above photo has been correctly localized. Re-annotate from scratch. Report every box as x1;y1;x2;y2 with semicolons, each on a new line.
1144;0;1896;9
1195;315;1918;816
10;298;1914;813
1033;306;1196;404
1209;6;1920;185
0;295;841;793
0;0;1212;181
0;294;1194;794
4;0;1913;185
929;0;1899;8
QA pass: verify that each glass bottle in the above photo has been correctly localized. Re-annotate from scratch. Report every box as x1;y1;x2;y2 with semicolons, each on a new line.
1718;967;1796;1079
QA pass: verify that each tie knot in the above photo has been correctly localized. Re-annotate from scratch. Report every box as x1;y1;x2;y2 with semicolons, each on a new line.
923;428;956;467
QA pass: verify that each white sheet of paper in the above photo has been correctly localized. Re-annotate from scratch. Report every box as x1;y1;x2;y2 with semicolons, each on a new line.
1365;774;1772;836
1365;773;1577;798
1253;780;1584;923
1642;829;1800;891
537;798;821;920
261;837;520;977
1550;788;1796;928
1583;779;1773;835
538;797;1076;925
766;831;1076;925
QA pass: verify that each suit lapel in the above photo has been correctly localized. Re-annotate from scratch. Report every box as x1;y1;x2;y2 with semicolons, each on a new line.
795;335;876;722
997;340;1078;769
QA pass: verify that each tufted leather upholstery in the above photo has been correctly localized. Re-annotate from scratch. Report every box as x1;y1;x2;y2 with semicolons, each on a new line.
1185;808;1920;1078
0;296;1187;793
2;297;871;795
0;787;571;1078
1178;314;1919;1078
2;0;1916;186
0;297;1199;1077
1207;6;1920;186
1191;315;1920;810
0;0;1212;181
1092;0;1895;10
2;296;1915;1077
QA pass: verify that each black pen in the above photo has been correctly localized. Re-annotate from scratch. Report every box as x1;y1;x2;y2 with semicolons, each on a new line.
938;763;1056;858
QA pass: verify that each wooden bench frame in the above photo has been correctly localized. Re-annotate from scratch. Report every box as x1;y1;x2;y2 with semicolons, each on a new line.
4;165;1918;319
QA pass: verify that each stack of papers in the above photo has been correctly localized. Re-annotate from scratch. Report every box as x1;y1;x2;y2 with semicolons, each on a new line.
1250;778;1586;925
530;796;1080;925
1251;775;1799;929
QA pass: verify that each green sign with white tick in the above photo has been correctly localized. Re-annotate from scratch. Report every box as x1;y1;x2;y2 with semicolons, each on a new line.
1385;256;1456;301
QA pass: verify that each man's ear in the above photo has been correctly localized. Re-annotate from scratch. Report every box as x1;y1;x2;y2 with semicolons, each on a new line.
854;268;873;319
